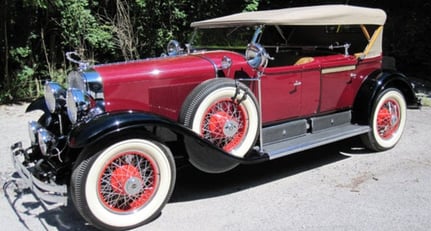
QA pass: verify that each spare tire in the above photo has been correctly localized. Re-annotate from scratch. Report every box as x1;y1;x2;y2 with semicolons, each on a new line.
180;78;260;158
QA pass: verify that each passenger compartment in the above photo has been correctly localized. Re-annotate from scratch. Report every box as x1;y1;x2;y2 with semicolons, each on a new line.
265;46;334;67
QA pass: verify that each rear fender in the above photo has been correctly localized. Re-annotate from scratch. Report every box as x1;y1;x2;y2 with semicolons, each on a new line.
68;111;243;173
352;70;418;125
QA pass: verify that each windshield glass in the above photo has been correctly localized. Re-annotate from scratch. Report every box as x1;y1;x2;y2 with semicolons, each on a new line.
190;26;257;50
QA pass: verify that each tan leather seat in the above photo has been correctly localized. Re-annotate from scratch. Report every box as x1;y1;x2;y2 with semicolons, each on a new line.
294;57;314;65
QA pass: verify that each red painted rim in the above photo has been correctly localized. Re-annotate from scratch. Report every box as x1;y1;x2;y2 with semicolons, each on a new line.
98;151;159;213
377;99;400;139
201;99;248;152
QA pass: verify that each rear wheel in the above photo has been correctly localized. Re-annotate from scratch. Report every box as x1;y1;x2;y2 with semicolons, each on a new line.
361;88;407;151
70;138;175;230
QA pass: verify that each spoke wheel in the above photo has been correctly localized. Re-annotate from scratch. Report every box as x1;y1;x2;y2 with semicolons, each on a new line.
180;78;259;158
361;88;407;151
203;99;248;152
99;152;158;213
71;139;175;230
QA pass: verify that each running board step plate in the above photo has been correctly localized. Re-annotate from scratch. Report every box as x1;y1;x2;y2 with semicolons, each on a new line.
263;124;370;160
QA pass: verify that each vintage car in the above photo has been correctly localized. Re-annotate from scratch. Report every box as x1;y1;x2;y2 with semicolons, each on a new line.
10;4;419;230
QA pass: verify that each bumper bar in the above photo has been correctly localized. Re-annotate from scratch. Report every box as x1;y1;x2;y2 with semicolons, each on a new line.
10;142;68;205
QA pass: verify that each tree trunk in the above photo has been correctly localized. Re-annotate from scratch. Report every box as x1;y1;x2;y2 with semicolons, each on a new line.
2;0;9;88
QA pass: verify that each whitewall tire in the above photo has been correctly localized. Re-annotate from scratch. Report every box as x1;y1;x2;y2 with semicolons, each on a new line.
71;139;175;230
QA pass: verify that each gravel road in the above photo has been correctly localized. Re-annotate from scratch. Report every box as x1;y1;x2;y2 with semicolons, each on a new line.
1;104;430;231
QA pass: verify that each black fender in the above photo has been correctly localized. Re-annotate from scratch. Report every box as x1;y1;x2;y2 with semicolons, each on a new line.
68;111;254;173
352;69;419;125
25;97;57;129
26;96;50;114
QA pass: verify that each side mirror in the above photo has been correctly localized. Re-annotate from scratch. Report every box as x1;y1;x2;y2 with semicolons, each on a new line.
167;40;182;56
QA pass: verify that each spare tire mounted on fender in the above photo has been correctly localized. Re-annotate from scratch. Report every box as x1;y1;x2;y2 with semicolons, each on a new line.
180;78;260;158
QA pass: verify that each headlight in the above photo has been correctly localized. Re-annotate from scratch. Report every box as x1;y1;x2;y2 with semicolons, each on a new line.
44;82;66;113
28;121;42;145
37;128;57;156
68;71;86;92
66;88;90;124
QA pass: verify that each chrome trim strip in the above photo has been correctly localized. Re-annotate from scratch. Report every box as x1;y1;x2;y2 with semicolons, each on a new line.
321;65;356;74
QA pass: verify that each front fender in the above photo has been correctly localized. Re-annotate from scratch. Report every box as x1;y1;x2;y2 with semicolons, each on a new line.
352;70;419;125
68;111;246;173
26;96;50;114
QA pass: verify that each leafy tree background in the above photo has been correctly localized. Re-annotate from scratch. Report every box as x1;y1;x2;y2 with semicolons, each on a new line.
1;0;430;103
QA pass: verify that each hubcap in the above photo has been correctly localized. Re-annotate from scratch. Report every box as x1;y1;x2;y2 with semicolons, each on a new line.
209;111;239;137
377;99;400;139
98;152;158;212
110;165;143;196
223;120;239;137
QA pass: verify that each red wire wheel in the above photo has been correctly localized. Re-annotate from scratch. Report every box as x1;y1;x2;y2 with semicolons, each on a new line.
376;99;401;140
202;99;249;152
98;152;159;212
361;88;407;151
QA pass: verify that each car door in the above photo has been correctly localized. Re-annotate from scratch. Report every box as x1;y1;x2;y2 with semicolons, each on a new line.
319;55;358;112
260;62;320;124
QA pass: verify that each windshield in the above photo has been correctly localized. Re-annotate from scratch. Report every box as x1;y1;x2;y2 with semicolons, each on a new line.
190;26;257;50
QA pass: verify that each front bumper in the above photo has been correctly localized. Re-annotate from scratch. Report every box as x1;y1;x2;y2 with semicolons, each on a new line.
10;142;68;205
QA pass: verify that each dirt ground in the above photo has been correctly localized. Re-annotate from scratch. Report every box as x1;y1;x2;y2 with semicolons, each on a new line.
1;104;431;231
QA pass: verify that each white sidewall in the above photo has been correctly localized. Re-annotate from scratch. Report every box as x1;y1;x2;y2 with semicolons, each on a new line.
85;139;172;228
372;90;407;149
191;86;259;158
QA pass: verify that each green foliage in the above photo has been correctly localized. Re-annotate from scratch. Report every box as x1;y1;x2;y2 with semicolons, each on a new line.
1;46;40;103
244;0;260;11
60;0;115;52
9;46;32;59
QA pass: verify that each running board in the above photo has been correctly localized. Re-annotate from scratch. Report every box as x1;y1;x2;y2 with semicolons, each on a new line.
263;124;370;160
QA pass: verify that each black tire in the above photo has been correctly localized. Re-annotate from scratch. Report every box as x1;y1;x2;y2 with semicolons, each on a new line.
360;88;407;151
179;78;260;158
70;138;176;230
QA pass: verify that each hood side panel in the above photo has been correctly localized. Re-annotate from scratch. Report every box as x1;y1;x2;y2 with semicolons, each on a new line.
94;52;250;120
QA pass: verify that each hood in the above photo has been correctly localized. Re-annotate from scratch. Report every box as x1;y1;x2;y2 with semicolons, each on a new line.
92;51;249;119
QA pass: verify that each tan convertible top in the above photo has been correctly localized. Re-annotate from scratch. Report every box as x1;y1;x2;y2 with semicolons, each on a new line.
191;5;386;28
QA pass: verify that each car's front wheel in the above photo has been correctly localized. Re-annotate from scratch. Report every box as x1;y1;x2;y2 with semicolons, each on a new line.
361;88;407;151
70;138;176;231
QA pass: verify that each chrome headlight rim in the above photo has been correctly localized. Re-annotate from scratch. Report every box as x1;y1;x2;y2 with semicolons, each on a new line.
44;82;66;113
37;128;57;156
28;121;42;145
66;88;90;124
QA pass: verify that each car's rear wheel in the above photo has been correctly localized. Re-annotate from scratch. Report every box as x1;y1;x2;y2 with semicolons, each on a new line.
70;138;175;231
361;88;407;151
180;78;260;158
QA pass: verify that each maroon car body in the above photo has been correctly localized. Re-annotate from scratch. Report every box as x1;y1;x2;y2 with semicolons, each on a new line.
9;5;419;230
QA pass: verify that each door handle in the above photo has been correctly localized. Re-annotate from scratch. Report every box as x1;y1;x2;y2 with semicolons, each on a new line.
293;80;302;87
347;73;357;84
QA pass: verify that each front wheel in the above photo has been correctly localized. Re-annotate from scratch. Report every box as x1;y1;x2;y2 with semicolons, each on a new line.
361;88;407;151
70;138;176;230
